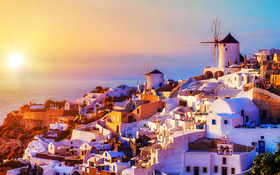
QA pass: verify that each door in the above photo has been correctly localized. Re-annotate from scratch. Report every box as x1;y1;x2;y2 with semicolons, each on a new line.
194;167;199;175
258;140;265;153
222;167;227;175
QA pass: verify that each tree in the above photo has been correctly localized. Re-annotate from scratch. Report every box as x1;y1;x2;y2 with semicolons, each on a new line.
248;143;280;175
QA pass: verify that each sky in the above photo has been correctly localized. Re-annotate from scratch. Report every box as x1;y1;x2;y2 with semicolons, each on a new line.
1;0;280;82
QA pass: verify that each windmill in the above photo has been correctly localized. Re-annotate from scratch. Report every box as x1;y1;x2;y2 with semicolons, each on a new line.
138;62;152;86
201;18;221;66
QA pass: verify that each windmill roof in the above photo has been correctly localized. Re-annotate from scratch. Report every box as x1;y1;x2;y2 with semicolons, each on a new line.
149;69;163;74
219;33;239;44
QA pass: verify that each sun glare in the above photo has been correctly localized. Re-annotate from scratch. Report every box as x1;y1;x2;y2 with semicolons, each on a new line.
8;54;23;69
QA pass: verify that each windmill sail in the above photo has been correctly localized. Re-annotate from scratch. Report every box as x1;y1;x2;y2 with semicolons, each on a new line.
139;62;152;85
201;18;221;66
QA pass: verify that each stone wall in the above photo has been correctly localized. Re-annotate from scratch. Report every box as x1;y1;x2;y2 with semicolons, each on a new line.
252;88;280;124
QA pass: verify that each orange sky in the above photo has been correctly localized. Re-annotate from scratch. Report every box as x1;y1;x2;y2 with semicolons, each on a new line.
0;1;280;81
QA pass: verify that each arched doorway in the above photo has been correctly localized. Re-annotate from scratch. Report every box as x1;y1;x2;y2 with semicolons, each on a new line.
72;171;80;175
205;71;213;79
214;71;224;78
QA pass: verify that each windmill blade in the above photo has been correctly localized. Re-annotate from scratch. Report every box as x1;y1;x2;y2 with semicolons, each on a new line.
140;66;146;75
141;76;146;84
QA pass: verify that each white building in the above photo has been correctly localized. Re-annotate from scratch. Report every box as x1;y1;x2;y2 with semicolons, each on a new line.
218;33;240;68
218;69;259;89
23;138;48;161
206;98;259;138
252;48;280;62
182;135;257;175
50;122;68;131
147;69;164;90
204;33;243;79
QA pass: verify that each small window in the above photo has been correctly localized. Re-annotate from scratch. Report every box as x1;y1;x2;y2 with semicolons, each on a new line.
225;48;227;51
223;157;227;164
186;166;190;172
277;118;280;124
203;167;207;173
56;173;59;175
242;77;244;81
214;166;218;173
71;142;73;144
231;167;235;174
158;108;161;112
234;77;236;81
137;109;139;114
224;44;226;46
224;120;228;124
105;153;107;157
212;119;216;125
64;173;66;175
113;166;115;171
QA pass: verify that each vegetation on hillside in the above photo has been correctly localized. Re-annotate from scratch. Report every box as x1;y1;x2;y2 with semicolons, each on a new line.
45;100;67;109
0;125;45;161
245;143;280;175
90;86;109;93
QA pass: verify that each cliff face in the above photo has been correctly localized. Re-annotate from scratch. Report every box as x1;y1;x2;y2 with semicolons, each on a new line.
3;112;23;126
3;109;78;129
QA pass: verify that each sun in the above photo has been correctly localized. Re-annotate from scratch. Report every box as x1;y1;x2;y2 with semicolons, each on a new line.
8;54;23;69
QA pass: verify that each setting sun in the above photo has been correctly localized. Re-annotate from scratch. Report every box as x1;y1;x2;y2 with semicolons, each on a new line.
8;54;23;69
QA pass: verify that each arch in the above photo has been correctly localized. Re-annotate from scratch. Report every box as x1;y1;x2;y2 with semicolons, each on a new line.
205;71;214;79
214;71;224;78
72;171;80;175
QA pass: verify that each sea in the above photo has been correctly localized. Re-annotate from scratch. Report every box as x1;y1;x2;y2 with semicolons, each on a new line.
0;78;137;125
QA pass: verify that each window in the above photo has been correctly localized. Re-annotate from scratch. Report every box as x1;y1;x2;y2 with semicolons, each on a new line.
64;173;66;175
224;120;228;124
231;167;235;174
105;153;107;157
113;166;115;171
212;119;216;125
241;110;244;117
71;142;73;144
203;167;207;173
137;109;139;114
242;77;244;81
56;173;59;175
158;108;161;112
224;44;226;46
214;166;218;173
186;166;190;172
223;157;227;164
234;77;236;81
225;48;227;51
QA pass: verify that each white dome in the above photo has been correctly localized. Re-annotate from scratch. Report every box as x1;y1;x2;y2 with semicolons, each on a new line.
202;82;219;88
210;97;258;114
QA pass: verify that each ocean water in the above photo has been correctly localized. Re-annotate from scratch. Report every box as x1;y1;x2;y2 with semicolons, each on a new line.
0;78;137;125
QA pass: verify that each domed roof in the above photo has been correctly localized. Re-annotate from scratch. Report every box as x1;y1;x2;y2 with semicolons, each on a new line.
209;97;258;114
202;82;219;88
